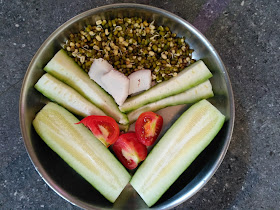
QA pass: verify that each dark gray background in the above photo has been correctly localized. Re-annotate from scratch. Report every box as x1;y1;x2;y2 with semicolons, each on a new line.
1;0;279;209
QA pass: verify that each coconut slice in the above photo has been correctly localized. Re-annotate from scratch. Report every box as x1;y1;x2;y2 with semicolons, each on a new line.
128;70;152;95
88;58;113;90
101;70;129;106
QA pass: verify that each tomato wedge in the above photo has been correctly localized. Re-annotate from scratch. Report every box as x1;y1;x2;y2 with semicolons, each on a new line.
113;132;147;170
76;115;119;147
135;112;163;146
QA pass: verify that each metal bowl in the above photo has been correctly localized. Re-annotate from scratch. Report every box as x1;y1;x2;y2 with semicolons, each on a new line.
19;3;234;209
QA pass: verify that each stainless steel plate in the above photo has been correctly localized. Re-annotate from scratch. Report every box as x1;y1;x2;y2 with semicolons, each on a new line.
19;3;234;209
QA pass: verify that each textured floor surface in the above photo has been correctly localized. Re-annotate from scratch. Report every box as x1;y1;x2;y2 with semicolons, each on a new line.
1;0;279;209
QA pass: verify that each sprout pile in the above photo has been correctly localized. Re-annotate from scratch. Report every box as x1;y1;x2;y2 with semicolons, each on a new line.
63;17;195;83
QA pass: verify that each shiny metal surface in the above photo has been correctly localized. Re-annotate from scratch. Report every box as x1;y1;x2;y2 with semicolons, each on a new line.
19;3;234;210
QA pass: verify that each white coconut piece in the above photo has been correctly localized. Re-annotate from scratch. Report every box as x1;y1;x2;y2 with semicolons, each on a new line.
128;70;152;95
101;70;130;106
88;58;113;90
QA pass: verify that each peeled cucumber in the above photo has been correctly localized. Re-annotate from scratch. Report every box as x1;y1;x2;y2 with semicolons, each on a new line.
35;73;128;131
127;80;214;123
130;99;225;207
33;102;131;203
44;49;128;125
120;60;213;113
35;73;106;117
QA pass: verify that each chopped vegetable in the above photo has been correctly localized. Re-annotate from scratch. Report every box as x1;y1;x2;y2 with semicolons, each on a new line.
33;102;131;203
127;80;214;123
113;132;148;170
77;115;120;147
88;58;113;88
128;69;152;95
130;100;225;207
101;69;130;106
35;73;106;117
118;123;130;132
44;49;128;125
135;112;163;146
120;60;213;113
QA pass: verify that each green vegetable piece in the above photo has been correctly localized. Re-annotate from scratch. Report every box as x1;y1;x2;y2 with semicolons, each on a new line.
44;49;128;125
127;80;214;123
130;99;225;207
33;102;131;203
119;60;213;113
35;73;106;117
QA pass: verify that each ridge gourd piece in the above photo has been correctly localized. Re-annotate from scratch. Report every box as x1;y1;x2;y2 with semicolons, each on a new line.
33;102;131;203
119;60;213;113
44;49;128;125
130;99;225;207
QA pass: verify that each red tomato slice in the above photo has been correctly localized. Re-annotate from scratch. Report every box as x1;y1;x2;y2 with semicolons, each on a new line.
113;132;147;170
135;112;163;146
76;116;119;147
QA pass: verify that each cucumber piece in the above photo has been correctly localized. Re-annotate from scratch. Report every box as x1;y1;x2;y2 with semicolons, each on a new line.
118;123;130;132
130;100;225;207
120;60;213;113
35;73;106;117
127;80;214;123
35;73;127;131
33;102;131;203
44;49;128;125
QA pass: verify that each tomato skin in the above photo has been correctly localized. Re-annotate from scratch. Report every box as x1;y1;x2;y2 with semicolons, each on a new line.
76;115;119;147
135;112;163;146
113;132;147;170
